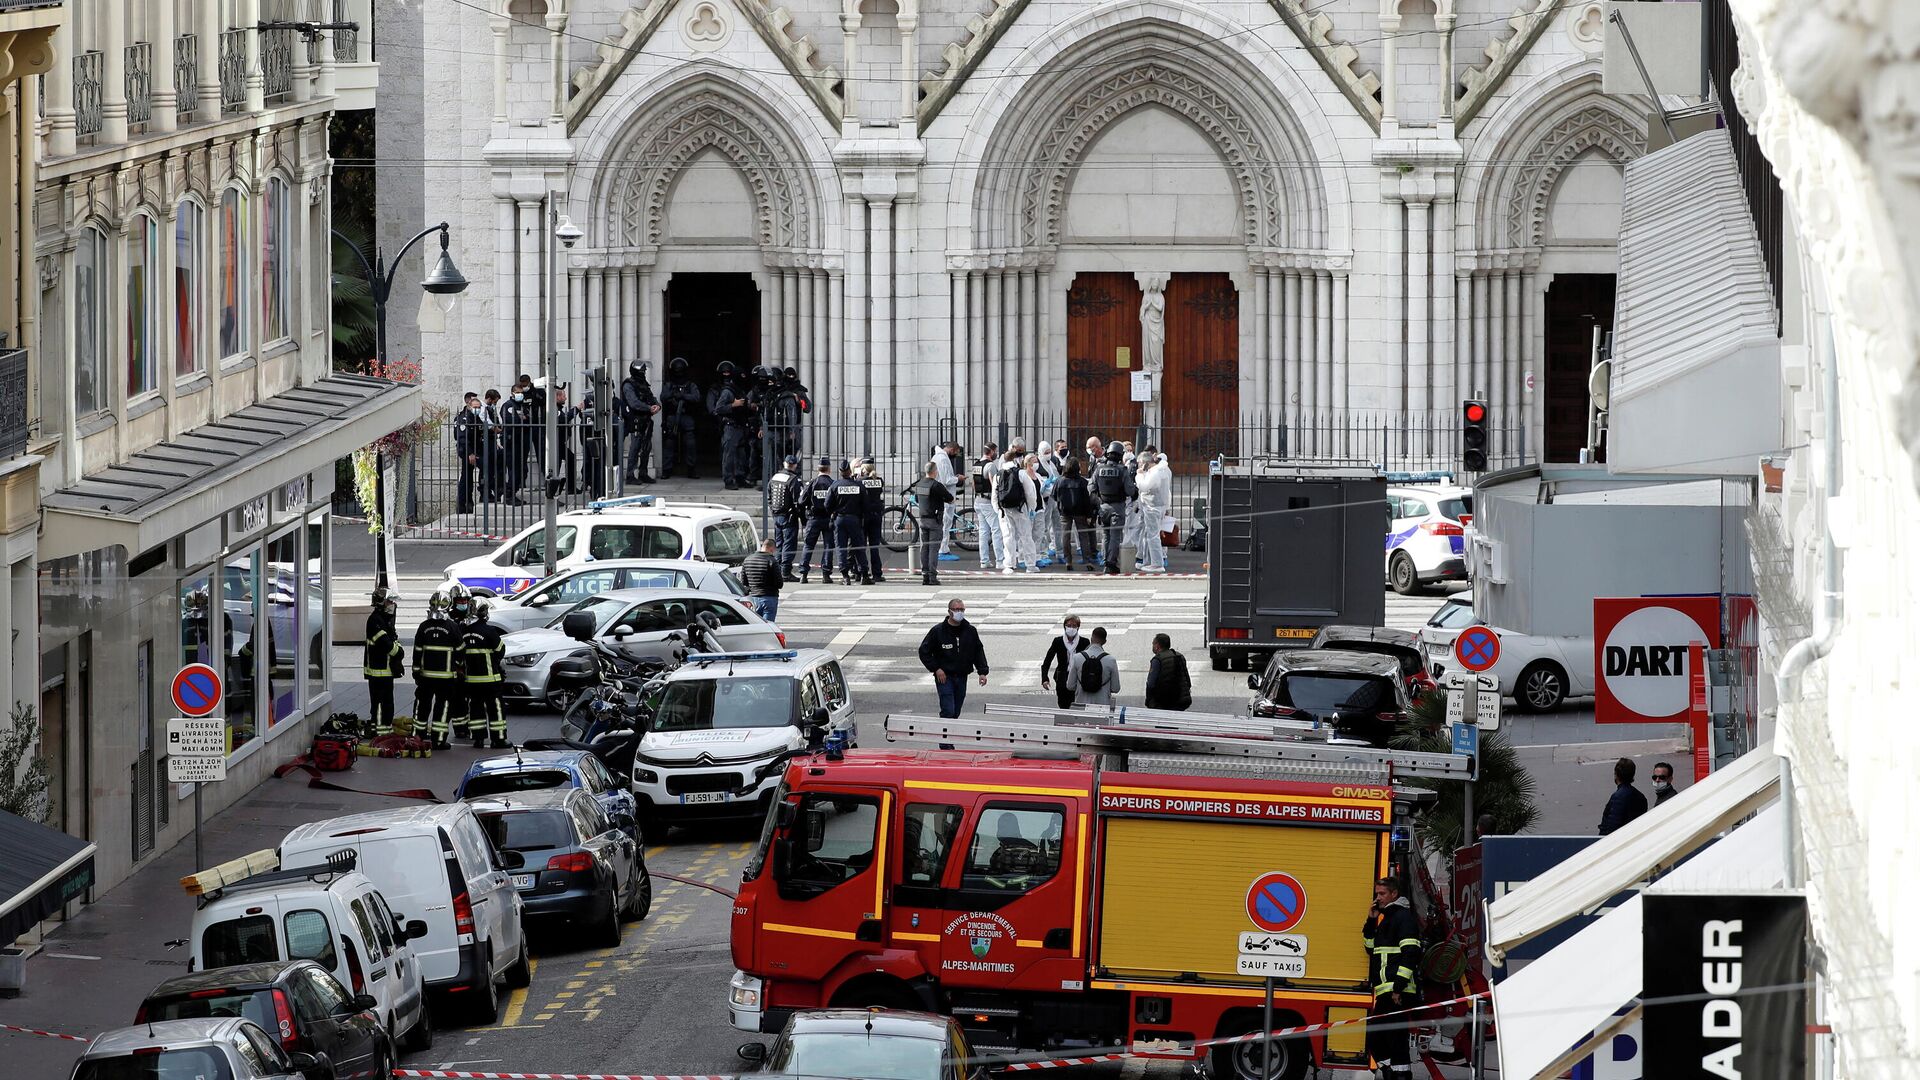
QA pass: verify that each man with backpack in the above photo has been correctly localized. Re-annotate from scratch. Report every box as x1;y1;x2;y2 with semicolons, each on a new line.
997;451;1038;574
1092;442;1139;574
1040;614;1091;709
1071;626;1120;706
1145;633;1193;710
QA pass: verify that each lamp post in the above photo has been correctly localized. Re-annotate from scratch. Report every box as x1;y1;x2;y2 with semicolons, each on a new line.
545;199;584;579
334;222;470;590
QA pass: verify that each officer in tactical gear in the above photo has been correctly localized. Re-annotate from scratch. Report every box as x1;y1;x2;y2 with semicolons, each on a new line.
708;360;755;489
659;356;702;479
767;454;805;581
462;598;509;749
413;590;462;749
580;391;607;499
1092;441;1139;575
800;457;837;584
363;587;404;736
858;458;889;583
828;460;870;585
620;359;659;484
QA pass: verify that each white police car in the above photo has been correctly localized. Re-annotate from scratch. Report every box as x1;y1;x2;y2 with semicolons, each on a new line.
442;496;759;597
1384;474;1474;595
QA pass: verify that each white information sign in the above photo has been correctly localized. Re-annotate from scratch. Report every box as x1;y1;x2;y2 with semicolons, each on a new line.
168;755;228;783
1445;673;1503;731
1130;372;1153;402
1238;932;1309;957
1236;954;1306;978
167;717;227;758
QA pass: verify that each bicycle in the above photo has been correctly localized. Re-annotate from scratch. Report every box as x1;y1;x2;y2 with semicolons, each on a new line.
881;488;979;553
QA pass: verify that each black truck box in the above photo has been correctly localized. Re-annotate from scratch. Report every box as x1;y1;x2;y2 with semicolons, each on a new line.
1204;464;1388;671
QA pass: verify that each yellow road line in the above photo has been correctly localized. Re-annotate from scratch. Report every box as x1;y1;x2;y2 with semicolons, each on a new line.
500;955;538;1028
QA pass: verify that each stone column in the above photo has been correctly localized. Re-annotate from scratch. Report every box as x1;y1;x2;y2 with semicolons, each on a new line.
951;270;970;420
1509;269;1528;458
495;198;519;384
783;268;800;368
845;197;868;413
1434;198;1456;412
197;0;220;121
491;17;509;125
1332;270;1349;453
984;269;1003;418
1489;271;1508;425
567;265;585;370
315;22;336;101
1246;267;1267;443
517;200;543;377
1265;269;1282;441
547;10;567;126
637;268;655;366
1472;273;1490;400
1019;268;1039;422
793;269;810;380
811;272;829;408
1383;200;1404;413
153;0;178;132
827;270;845;416
1406;198;1431;420
1284;270;1304;433
1379;13;1400;128
102;0;128;143
647;272;665;370
898;8;918;130
968;272;987;436
45;17;75;156
627;267;646;362
243;0;263;114
1316;268;1334;437
870;200;895;415
839;2;861;134
585;267;604;370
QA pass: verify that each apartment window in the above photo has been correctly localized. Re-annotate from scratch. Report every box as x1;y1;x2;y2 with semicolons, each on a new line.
175;200;205;377
218;187;250;358
127;213;161;397
263;177;290;344
75;226;108;415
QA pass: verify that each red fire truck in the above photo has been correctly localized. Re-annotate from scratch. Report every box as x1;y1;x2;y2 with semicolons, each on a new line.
727;708;1472;1079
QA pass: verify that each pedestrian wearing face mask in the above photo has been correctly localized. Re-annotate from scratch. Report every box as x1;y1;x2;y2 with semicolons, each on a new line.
918;599;989;719
1651;761;1678;806
1040;615;1090;709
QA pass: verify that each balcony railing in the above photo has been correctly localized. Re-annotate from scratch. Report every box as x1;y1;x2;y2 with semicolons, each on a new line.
73;49;103;138
125;42;152;130
0;348;28;461
334;0;359;62
176;33;198;120
219;28;246;112
262;25;294;101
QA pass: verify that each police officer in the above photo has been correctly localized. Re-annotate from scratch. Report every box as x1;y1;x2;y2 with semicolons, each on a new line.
1363;877;1424;1080
857;458;889;583
799;457;837;584
363;587;404;737
659;356;702;479
1092;441;1138;575
462;598;509;749
580;391;607;499
767;454;805;581
552;388;580;494
708;361;754;489
620;360;659;484
412;590;462;750
828;460;870;585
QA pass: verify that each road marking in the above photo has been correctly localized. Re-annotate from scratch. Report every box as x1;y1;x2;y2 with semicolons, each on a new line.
828;627;866;656
499;955;538;1028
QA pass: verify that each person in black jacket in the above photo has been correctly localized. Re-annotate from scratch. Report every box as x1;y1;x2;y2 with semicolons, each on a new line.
767;454;806;580
918;598;989;718
1598;758;1650;835
1363;877;1424;1080
799;458;837;584
828;461;869;585
1091;441;1138;574
1054;459;1097;571
620;360;659;484
858;458;888;583
1144;634;1193;710
708;361;754;489
906;464;955;586
553;388;580;494
739;539;783;625
454;392;486;513
1040;614;1090;709
362;588;403;737
659;357;701;479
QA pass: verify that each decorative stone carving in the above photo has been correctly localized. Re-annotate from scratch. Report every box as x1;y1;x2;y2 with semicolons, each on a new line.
1137;273;1168;375
1504;105;1645;248
38;256;59;292
1262;0;1383;127
684;1;730;52
1567;2;1605;53
1457;0;1566;126
919;0;1030;127
614;89;814;250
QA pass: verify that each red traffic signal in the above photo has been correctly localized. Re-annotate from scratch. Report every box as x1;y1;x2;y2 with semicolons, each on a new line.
1461;399;1489;472
1463;402;1486;424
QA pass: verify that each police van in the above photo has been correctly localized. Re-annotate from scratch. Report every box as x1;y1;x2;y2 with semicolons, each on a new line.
442;497;759;597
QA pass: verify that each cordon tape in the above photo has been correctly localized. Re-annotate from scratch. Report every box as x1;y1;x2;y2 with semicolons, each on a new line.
0;1022;90;1043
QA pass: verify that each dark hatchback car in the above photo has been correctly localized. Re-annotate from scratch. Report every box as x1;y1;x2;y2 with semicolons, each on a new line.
135;960;388;1080
467;788;650;946
738;1008;985;1080
1249;650;1415;746
1307;625;1436;700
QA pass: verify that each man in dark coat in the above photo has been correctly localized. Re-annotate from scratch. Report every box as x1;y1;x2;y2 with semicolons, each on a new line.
1039;614;1089;709
620;360;659;484
918;598;989;719
1144;633;1193;710
659;356;702;479
1599;757;1650;835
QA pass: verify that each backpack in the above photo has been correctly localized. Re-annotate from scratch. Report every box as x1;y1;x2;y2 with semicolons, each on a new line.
1079;653;1107;694
311;716;361;772
998;472;1027;509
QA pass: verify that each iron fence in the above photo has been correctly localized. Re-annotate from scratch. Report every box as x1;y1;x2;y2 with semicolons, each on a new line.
0;348;27;460
262;25;295;100
219;29;247;112
125;42;152;130
73;49;102;137
334;0;359;61
175;33;198;121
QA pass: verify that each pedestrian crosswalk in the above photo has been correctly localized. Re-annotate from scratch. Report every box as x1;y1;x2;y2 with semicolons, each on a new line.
772;586;1449;636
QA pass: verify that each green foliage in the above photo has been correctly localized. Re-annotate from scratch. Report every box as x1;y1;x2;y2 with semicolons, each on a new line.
331;229;378;370
0;703;52;823
1391;688;1539;851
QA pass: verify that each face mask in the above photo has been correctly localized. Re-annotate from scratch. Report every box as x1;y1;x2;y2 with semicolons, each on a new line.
950;610;967;623
1063;627;1078;640
1653;780;1672;792
512;393;524;402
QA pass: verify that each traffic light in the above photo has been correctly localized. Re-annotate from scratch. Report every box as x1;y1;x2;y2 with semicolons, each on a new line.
1461;399;1489;472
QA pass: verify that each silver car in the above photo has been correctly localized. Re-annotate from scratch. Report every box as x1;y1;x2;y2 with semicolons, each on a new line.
70;1018;322;1079
499;587;784;707
485;559;746;633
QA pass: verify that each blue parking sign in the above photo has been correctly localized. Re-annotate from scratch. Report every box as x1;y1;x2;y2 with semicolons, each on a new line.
1451;722;1479;759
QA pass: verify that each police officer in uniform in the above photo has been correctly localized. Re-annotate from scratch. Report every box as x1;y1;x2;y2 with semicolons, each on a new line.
857;458;889;583
580;392;607;500
799;457;837;584
462;598;509;749
659;356;702;479
363;588;404;737
767;454;805;581
412;590;462;749
620;360;659;484
828;460;870;585
708;361;754;489
1092;441;1139;575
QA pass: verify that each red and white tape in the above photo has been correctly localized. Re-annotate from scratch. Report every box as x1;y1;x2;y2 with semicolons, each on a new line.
394;1072;731;1079
0;1021;90;1042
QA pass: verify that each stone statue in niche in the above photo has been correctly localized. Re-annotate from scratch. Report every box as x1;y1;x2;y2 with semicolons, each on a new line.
1139;276;1167;375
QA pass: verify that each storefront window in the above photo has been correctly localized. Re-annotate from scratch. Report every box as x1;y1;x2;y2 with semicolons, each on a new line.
267;530;299;726
223;551;261;751
306;513;328;700
180;570;215;670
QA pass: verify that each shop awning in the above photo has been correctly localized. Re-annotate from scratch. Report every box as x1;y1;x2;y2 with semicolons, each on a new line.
1606;128;1783;475
1486;743;1780;963
1494;802;1788;1078
0;811;96;946
41;374;421;560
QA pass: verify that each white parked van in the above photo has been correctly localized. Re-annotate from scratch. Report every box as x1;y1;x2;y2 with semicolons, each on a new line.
279;803;529;1025
189;855;433;1051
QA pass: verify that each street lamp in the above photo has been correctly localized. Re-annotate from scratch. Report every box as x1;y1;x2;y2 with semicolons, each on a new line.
543;204;582;577
334;222;470;589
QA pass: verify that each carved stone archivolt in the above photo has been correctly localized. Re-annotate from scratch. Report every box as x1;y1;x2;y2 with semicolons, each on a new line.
1504;105;1645;247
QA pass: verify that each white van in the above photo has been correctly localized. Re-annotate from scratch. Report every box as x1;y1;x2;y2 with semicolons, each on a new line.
188;856;433;1051
280;803;529;1025
442;497;760;597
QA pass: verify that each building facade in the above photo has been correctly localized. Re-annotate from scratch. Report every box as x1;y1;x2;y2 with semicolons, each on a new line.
386;0;1644;469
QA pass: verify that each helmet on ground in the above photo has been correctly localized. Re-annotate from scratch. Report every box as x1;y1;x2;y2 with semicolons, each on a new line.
717;360;737;378
668;356;690;375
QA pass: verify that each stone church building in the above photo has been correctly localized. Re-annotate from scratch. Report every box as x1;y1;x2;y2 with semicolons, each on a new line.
380;0;1646;467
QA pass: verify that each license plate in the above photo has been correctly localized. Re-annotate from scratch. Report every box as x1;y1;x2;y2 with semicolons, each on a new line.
511;874;535;889
1275;628;1316;639
681;792;729;805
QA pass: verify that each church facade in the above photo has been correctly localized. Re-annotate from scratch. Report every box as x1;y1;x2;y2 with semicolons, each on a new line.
381;0;1646;468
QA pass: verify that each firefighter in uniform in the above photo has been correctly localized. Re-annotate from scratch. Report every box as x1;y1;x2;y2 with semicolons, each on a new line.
412;590;462;749
799;457;837;583
1363;876;1424;1080
857;458;888;583
828;460;869;585
767;454;804;580
363;588;403;736
462;598;509;749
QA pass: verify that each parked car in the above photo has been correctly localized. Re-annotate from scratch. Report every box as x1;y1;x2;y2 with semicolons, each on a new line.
68;1019;324;1080
482;558;746;632
1385;481;1473;594
1419;597;1594;712
633;649;855;842
456;749;640;843
1247;650;1414;746
278;802;529;1025
1307;625;1436;701
188;856;431;1050
467;788;649;946
499;588;783;707
441;498;759;596
736;1008;984;1080
136;961;391;1080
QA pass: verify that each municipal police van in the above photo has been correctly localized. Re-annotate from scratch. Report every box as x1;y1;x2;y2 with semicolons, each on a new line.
442;497;759;597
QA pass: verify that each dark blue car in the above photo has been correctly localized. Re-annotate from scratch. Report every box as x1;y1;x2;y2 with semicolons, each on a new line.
455;750;639;842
